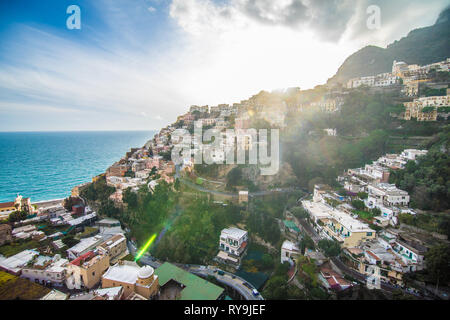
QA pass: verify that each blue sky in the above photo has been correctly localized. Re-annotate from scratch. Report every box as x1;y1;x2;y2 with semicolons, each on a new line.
0;0;448;131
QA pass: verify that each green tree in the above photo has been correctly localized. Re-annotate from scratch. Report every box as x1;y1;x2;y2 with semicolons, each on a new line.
318;239;341;257
425;244;450;285
351;199;366;211
123;187;138;209
291;206;309;219
357;192;368;199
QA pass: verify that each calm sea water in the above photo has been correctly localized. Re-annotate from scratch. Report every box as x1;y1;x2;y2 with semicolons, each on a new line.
0;131;155;203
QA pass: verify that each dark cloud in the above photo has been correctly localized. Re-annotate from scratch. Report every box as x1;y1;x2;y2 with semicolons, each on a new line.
234;0;357;41
240;0;309;26
234;0;449;43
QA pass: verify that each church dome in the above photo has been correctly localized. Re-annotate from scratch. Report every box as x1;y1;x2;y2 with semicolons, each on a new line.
138;265;154;279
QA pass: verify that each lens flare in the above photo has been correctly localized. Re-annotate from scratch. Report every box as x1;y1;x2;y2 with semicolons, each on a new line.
135;233;157;261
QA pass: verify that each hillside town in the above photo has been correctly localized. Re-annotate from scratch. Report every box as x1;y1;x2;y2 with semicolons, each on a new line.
0;55;449;300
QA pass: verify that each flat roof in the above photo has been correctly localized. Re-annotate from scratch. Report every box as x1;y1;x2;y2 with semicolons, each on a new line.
283;220;300;232
40;289;68;300
282;240;299;252
221;227;247;240
155;262;224;300
302;200;374;233
102;261;141;285
0;250;39;272
68;212;96;226
67;235;104;255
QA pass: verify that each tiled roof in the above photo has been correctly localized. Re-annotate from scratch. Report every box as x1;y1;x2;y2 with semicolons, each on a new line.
155;262;224;300
0;202;15;209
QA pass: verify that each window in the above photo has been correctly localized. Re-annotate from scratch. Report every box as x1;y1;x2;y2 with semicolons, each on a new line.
367;232;373;236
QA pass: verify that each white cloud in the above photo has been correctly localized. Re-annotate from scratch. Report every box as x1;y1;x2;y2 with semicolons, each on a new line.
148;6;157;13
0;0;447;131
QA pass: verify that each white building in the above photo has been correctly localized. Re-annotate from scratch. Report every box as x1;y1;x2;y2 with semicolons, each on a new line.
219;227;248;257
66;235;105;260
400;149;428;161
21;254;68;286
281;240;300;265
0;249;39;275
366;183;410;208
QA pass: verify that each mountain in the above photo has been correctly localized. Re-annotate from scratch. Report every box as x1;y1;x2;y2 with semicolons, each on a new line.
328;7;450;85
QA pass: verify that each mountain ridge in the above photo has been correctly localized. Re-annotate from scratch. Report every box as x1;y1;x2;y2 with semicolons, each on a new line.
328;7;450;85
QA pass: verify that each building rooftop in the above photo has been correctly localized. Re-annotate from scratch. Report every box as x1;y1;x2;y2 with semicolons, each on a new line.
155;262;224;300
68;212;96;226
93;287;123;300
0;201;15;209
102;261;141;285
40;289;68;300
67;235;104;256
303;200;374;233
98;234;126;251
282;240;299;252
221;227;247;240
0;250;39;273
283;220;300;232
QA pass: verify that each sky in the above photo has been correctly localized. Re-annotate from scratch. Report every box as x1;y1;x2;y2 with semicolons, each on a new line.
0;0;448;131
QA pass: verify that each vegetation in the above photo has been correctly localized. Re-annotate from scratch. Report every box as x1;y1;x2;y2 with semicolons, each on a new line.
351;199;365;211
7;210;28;223
283;91;400;190
0;271;51;300
290;206;309;219
262;262;305;300
389;147;450;211
424;243;450;285
0;239;41;258
299;235;315;254
318;239;341;257
421;87;447;97
80;176;115;204
246;198;283;245
153;197;243;264
398;213;450;237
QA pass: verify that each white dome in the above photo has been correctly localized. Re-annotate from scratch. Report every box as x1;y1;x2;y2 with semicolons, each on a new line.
138;265;154;279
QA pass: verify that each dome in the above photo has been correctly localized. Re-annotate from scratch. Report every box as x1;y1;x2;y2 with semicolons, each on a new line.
138;265;154;279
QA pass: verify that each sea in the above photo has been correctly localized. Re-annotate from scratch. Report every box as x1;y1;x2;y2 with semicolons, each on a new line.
0;131;156;203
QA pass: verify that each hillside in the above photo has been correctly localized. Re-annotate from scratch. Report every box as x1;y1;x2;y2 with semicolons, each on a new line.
328;7;450;85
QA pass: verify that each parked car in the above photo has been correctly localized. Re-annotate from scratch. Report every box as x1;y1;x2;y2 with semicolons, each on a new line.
218;270;225;276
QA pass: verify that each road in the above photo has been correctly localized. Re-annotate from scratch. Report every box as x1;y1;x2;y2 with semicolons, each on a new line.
188;265;264;301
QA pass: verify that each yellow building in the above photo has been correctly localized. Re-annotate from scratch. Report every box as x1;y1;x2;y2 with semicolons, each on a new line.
65;251;110;290
321;216;376;248
97;234;128;263
302;200;376;248
0;195;33;214
0;201;16;213
101;261;159;300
